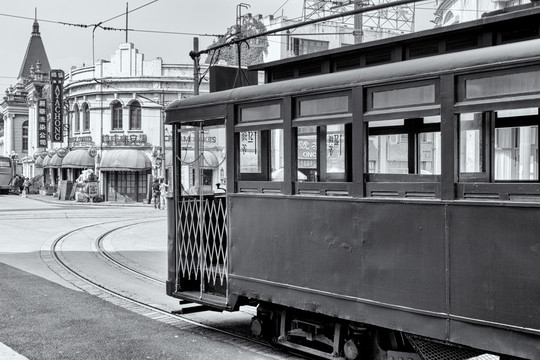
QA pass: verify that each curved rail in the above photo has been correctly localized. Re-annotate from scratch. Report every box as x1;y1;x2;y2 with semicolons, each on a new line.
94;223;163;284
43;219;301;360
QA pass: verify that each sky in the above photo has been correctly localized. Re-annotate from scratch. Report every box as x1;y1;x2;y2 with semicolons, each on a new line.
0;0;438;88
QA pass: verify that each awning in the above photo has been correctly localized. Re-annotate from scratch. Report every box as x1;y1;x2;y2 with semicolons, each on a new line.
43;154;63;169
62;149;95;169
100;149;152;172
177;150;220;167
35;156;44;168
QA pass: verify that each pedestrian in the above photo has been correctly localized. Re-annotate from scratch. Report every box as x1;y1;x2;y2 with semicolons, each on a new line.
22;177;30;198
152;179;161;209
159;178;168;210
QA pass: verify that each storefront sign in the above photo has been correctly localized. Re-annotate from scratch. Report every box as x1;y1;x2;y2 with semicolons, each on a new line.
56;148;67;158
37;98;47;148
50;70;65;142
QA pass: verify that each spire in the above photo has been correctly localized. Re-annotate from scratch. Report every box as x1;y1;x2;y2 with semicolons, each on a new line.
32;8;40;36
17;8;51;80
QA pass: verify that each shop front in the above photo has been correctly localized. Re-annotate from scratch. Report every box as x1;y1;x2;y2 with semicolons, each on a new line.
61;148;97;181
99;149;152;203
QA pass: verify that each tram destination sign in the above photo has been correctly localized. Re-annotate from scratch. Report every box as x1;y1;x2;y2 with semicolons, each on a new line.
50;70;65;143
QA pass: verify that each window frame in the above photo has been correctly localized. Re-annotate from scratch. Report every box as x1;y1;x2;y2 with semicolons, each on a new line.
22;121;28;151
234;100;284;188
111;101;123;131
367;117;441;181
458;108;540;183
73;104;80;133
129;101;142;130
82;103;90;132
292;91;353;185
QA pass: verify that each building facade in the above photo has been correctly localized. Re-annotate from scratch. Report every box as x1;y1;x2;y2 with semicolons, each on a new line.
1;18;51;177
433;0;529;26
62;42;208;202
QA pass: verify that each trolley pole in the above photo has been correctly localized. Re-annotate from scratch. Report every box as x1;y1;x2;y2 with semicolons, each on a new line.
191;37;201;189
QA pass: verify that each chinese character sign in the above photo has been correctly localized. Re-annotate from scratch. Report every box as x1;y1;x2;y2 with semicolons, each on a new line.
37;98;48;148
50;70;65;143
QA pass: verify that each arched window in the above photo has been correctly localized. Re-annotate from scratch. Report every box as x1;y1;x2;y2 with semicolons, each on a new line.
22;121;28;151
73;104;80;133
82;103;90;131
111;101;123;130
129;101;141;130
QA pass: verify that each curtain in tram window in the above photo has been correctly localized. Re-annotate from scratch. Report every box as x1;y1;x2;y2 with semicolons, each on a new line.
495;149;513;180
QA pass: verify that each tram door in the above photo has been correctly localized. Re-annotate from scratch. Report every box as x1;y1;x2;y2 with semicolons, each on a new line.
175;124;228;304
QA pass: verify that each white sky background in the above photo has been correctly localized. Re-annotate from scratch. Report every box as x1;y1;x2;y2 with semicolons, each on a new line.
0;0;438;88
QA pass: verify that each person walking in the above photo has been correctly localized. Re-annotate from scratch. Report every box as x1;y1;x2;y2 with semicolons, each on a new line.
152;179;161;209
159;178;168;210
22;177;30;198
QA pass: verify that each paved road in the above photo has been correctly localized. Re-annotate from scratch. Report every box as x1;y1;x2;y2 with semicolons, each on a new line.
0;194;295;360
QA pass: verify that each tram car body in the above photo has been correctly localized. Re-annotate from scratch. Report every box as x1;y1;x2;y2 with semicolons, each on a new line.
166;5;540;360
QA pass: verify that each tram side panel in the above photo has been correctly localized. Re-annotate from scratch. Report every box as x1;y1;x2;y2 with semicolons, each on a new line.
228;195;448;339
448;203;540;358
228;195;540;358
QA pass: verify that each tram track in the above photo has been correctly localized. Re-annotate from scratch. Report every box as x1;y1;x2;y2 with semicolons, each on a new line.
42;219;303;360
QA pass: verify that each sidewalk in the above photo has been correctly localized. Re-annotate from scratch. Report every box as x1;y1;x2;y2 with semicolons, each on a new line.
26;193;155;207
0;262;266;360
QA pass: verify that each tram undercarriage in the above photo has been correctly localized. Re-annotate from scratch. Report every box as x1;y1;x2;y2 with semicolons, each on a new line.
249;302;508;360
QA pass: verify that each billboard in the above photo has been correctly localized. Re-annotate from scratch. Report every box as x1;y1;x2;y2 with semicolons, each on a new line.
37;98;47;148
50;69;65;142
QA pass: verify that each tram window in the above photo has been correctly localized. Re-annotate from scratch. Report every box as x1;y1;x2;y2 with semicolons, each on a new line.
368;117;441;175
240;131;261;173
297;124;349;182
459;113;485;174
239;129;284;181
494;108;539;181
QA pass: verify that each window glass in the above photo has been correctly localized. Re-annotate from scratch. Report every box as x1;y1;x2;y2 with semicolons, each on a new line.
326;124;346;177
372;84;435;109
73;105;80;132
369;119;404;128
465;70;540;99
112;102;123;130
239;131;261;173
22;121;28;151
298;126;318;181
240;104;280;122
460;113;484;173
419;132;441;175
270;129;284;181
494;126;538;180
83;103;90;131
368;117;440;175
369;134;409;174
496;108;538;118
129;101;141;130
299;96;349;116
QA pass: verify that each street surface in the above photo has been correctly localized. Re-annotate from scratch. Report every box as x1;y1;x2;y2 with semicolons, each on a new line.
0;194;297;360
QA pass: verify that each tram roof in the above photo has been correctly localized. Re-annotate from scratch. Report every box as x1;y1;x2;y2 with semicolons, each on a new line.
249;4;540;74
165;37;540;125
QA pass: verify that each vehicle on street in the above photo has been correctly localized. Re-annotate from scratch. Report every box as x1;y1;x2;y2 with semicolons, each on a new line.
0;156;15;194
166;5;540;360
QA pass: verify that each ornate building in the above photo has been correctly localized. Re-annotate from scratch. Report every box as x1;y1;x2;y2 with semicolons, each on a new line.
62;42;208;202
433;0;529;26
2;17;209;202
1;18;51;176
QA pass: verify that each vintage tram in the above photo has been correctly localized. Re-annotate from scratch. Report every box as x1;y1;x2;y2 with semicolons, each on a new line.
166;5;540;360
